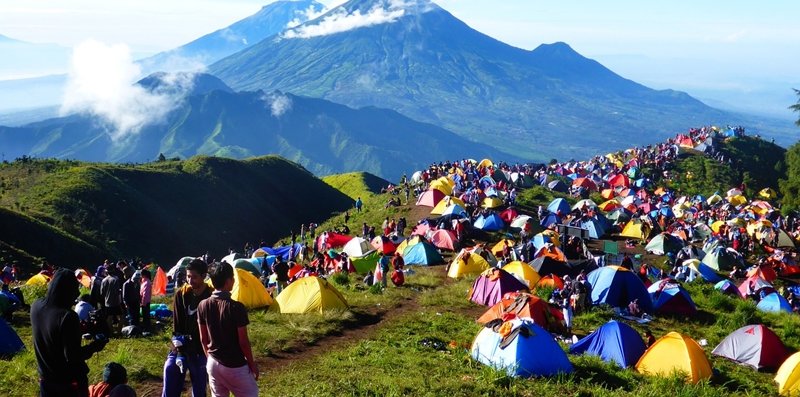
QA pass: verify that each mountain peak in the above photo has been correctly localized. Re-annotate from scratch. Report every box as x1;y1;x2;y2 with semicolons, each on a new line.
136;72;232;97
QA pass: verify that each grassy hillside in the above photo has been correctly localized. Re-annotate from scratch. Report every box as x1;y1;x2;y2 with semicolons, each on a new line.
0;155;353;272
322;172;393;200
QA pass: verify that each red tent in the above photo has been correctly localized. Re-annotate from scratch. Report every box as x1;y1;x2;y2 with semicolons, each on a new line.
712;324;790;369
608;174;630;188
324;232;353;249
152;267;167;296
572;177;598;192
500;208;518;223
416;189;445;207
477;292;565;333
371;236;397;255
746;266;778;283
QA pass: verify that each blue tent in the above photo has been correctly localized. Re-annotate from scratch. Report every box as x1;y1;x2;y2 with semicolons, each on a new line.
547;180;568;193
569;320;646;368
587;266;653;312
757;292;792;313
441;204;468;218
547;198;571;216
475;213;505;231
402;241;443;265
580;214;611;239
260;243;302;261
687;261;722;283
532;234;557;251
471;319;573;377
540;213;562;228
0;318;24;356
648;281;697;315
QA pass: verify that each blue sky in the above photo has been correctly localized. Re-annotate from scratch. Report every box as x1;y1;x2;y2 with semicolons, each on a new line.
1;0;799;117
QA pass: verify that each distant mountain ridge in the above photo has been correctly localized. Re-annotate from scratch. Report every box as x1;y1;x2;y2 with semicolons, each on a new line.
140;0;324;73
209;0;737;161
0;73;508;179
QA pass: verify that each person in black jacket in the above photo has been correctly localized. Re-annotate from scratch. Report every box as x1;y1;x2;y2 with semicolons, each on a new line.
32;268;108;397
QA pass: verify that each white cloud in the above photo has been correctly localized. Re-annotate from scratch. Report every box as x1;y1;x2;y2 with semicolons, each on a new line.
262;92;293;117
60;39;193;142
283;0;412;39
285;4;329;29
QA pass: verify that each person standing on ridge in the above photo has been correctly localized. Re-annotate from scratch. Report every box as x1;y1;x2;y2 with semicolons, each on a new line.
355;197;363;213
198;262;259;397
162;258;212;397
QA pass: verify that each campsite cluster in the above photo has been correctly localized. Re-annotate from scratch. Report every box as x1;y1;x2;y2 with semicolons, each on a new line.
4;125;800;395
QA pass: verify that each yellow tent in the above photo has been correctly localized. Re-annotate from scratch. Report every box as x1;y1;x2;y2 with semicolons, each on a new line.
273;276;348;314
481;197;503;209
430;196;467;215
707;194;723;205
396;235;422;255
26;273;50;286
636;332;712;384
728;195;747;206
447;250;490;278
477;159;494;168
760;187;777;199
620;219;651;240
490;239;516;257
776;351;800;395
429;179;453;196
502;261;541;288
231;268;273;309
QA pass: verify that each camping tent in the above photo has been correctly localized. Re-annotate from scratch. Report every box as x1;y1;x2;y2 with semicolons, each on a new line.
232;268;272;309
645;233;684;256
547;198;571;215
168;256;195;278
342;237;374;258
416;189;446;207
714;280;742;298
647;280;697;315
351;251;381;274
620;219;651;240
702;246;743;271
569;320;646;368
26;273;50;286
371;236;398;255
757;292;792;314
476;292;564;332
232;258;262;277
502;261;541;288
469;269;529;306
0;318;24;356
776;351;800;395
471;319;573;377
635;331;712;384
529;257;571;277
152;267;168;296
684;260;722;283
536;274;564;290
586;266;653;312
274;277;348;314
474;213;506;231
712;324;790;369
429;229;458;251
402;241;443;265
447;250;490;278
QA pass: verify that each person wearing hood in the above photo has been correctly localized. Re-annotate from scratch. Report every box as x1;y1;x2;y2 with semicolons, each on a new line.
32;268;109;397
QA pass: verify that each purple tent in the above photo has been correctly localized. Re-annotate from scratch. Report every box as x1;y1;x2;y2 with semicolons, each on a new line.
469;269;529;307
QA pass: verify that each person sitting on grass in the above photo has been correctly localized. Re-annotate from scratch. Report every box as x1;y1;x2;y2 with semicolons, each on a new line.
628;298;642;317
363;271;374;286
89;362;136;397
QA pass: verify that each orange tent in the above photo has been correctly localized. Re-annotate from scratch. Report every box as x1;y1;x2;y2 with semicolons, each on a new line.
152;267;168;296
537;274;565;290
534;245;567;262
477;292;564;332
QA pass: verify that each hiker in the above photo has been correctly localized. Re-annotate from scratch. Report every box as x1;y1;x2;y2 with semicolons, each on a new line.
89;362;134;397
140;269;152;332
162;258;212;397
628;299;642;317
344;210;350;225
562;298;573;333
32;268;109;397
91;265;107;309
355;197;363;213
378;253;391;288
273;258;290;294
644;330;656;347
122;271;140;327
100;265;124;334
198;262;259;397
391;252;405;287
363;271;374;286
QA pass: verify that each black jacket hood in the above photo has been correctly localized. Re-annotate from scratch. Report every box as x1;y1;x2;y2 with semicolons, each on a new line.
44;268;80;308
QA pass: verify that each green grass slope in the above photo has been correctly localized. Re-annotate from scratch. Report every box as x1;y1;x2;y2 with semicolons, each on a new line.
0;156;353;268
322;172;393;200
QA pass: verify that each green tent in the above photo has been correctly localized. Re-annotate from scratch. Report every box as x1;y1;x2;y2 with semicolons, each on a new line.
645;233;685;256
351;251;381;274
